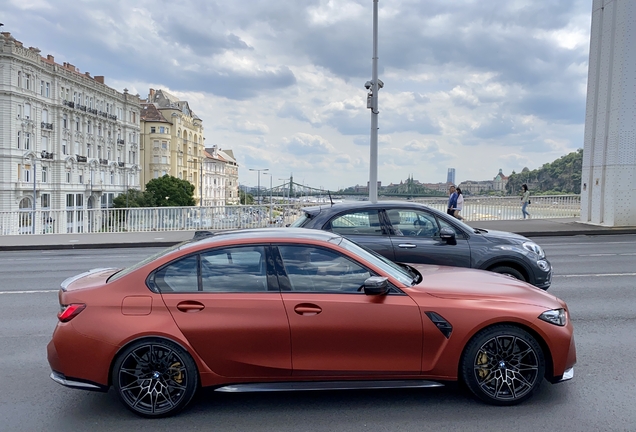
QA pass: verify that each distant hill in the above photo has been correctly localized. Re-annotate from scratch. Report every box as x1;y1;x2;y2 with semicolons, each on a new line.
506;149;583;195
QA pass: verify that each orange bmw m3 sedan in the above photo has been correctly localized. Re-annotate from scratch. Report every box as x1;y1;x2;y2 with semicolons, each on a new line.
47;228;576;417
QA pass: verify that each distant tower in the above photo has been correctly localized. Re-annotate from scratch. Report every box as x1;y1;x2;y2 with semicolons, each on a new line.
581;0;636;226
447;168;456;185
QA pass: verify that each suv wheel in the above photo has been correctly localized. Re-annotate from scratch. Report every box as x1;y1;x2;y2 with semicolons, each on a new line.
491;266;525;281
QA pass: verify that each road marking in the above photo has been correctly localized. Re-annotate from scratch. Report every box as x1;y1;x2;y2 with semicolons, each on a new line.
0;290;58;294
578;253;617;257
555;273;636;278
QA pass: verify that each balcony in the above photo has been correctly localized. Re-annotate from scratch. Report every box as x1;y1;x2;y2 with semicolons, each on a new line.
40;151;54;160
118;162;125;168
76;155;88;163
63;100;75;108
99;158;108;166
117;139;125;145
41;122;54;130
77;104;87;112
108;114;118;121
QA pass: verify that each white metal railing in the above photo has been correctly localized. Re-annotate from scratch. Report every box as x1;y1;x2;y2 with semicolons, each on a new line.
0;195;580;236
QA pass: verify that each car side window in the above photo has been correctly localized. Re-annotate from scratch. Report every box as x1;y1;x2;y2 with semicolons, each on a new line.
437;217;464;238
328;210;384;236
153;255;198;292
278;245;371;293
200;246;268;292
386;209;439;238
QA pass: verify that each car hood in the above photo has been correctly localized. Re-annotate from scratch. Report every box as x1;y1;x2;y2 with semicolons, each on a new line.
474;229;529;244
407;264;563;309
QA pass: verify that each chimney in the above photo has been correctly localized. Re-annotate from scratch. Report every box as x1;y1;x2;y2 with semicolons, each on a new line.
47;54;54;62
85;72;91;78
94;76;104;84
149;88;156;100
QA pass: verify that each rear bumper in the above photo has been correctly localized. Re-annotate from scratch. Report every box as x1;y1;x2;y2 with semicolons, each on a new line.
49;371;108;392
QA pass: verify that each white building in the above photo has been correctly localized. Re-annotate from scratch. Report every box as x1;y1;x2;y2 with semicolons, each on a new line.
0;32;141;231
203;146;240;206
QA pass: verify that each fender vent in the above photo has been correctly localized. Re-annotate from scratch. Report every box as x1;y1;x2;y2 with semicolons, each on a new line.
425;312;453;339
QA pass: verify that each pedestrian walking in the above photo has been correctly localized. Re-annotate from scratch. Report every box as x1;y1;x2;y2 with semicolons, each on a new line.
521;184;531;219
453;187;464;220
447;185;457;216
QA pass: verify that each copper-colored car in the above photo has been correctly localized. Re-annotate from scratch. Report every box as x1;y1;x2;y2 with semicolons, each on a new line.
47;228;576;417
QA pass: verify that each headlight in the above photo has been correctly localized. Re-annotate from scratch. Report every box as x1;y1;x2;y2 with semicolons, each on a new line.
523;241;545;258
538;308;567;326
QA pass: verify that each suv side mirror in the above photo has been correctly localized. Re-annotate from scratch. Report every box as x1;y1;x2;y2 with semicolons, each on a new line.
439;227;457;244
362;276;389;296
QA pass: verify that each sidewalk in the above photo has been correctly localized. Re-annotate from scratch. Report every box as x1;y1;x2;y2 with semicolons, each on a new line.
1;218;636;251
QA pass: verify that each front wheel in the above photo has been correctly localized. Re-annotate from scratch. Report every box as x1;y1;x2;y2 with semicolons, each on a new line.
490;266;525;282
461;325;545;405
113;338;198;417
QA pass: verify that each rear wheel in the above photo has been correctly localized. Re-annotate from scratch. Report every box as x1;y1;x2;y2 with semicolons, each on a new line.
461;325;545;405
113;338;198;418
491;266;525;282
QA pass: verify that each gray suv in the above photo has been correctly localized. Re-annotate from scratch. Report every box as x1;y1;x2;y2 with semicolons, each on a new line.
291;201;552;289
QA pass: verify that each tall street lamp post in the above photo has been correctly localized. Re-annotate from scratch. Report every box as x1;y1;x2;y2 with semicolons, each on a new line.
249;168;268;224
264;172;273;223
365;0;382;203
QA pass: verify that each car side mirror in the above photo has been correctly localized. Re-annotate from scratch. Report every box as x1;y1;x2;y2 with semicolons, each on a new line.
362;276;389;296
439;227;457;244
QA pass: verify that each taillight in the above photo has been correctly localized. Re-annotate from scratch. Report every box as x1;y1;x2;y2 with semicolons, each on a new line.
58;304;86;322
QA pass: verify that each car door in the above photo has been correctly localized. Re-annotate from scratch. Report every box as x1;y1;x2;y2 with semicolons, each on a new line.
386;208;472;268
155;245;292;378
275;244;422;375
324;209;396;261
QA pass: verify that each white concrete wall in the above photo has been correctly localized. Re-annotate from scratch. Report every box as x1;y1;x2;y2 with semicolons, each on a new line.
582;0;636;226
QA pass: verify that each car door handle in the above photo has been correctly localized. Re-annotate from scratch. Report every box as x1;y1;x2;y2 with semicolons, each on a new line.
176;301;205;312
294;304;322;316
398;243;417;249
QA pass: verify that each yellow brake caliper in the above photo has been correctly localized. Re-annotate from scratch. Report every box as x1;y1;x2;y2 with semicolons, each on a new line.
477;352;489;379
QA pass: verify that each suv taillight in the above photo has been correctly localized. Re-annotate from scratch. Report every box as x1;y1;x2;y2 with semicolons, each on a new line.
58;304;86;322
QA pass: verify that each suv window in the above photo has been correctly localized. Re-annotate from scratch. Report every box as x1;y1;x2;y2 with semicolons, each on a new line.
278;245;371;293
328;210;383;236
386;209;440;238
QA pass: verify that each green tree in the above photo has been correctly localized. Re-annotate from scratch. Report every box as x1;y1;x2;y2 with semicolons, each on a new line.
239;190;254;205
505;149;583;195
113;189;156;208
145;175;195;207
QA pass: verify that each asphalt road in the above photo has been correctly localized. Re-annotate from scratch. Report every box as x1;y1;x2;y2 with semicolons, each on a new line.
1;235;635;431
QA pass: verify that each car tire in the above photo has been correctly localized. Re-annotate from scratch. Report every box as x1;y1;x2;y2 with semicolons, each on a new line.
490;266;525;282
461;325;545;405
113;338;198;418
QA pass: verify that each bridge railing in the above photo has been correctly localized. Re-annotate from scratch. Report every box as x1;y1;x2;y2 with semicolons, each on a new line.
0;195;580;236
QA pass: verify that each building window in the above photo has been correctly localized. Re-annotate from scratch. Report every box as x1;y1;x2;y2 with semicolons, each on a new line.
40;80;45;95
159;126;165;134
63;114;68;129
42;136;48;151
162;141;168;149
17;131;21;149
66;171;71;183
62;140;67;155
98;124;102;136
87;121;92;134
46;82;50;98
153;155;159;164
162;156;167;164
41;193;50;208
25;74;31;90
150;127;156;133
75;117;80;131
87;144;91;157
24;103;31;119
17;71;22;87
154;171;159;179
42;109;48;123
110;172;114;184
66;194;74;208
73;92;77;104
107;149;111;160
25;133;31;150
42;167;48;183
153;140;159;148
22;164;31;182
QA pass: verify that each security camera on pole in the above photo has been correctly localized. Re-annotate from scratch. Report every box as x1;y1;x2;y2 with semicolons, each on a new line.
366;0;383;204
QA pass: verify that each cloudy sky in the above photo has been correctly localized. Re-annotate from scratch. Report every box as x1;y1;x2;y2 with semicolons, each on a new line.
3;0;592;190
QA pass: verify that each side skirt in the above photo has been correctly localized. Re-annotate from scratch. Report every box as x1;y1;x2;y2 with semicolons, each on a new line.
215;379;445;393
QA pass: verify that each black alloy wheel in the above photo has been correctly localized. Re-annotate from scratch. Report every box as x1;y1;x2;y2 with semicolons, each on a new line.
490;266;526;282
461;325;545;405
113;338;198;417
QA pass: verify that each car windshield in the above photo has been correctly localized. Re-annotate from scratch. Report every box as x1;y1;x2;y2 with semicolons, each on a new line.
107;241;192;282
333;236;415;286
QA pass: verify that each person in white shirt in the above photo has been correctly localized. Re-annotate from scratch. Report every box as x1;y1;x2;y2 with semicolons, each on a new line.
453;187;464;220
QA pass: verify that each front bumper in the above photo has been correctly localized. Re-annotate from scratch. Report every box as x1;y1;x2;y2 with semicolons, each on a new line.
549;367;574;384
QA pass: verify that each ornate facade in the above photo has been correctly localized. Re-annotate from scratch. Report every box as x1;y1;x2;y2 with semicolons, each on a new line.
0;32;141;225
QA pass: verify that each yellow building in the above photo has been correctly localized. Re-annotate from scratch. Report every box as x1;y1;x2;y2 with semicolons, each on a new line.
139;89;204;204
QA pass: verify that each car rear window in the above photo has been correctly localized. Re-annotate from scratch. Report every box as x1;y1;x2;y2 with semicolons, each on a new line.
107;241;192;282
290;212;311;227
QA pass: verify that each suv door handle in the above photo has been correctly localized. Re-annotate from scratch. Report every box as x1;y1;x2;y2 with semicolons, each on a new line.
176;301;205;312
294;304;322;316
398;243;417;249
